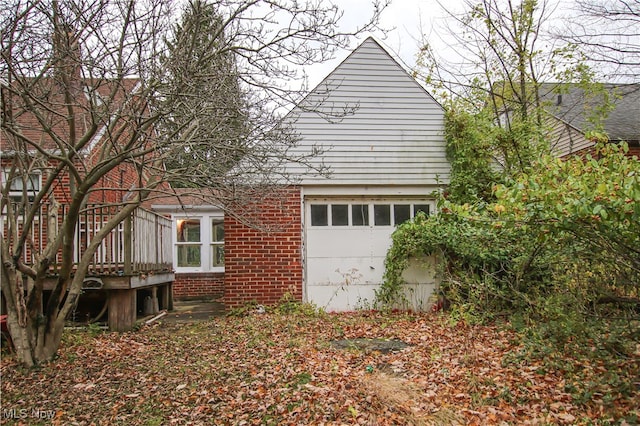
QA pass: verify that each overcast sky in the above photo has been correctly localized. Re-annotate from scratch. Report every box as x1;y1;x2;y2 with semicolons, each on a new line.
303;0;463;88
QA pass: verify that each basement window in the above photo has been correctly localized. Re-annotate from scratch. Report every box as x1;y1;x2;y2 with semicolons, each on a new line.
414;204;430;216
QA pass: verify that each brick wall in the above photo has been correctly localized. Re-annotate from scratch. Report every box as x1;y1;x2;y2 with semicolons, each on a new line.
223;187;303;308
173;272;224;300
564;142;640;160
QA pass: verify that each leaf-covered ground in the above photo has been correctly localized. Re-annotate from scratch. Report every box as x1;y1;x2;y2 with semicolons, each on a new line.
1;311;638;425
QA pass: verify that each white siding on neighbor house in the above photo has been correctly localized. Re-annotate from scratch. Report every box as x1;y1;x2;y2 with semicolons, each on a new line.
547;116;592;157
285;37;449;186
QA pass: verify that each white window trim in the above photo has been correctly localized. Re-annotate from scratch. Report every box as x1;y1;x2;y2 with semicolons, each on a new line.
210;218;224;269
1;169;43;217
173;213;225;273
1;169;42;199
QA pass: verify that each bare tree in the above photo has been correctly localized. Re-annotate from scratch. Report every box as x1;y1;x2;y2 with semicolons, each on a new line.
0;0;386;367
561;0;640;81
415;0;601;176
417;0;577;115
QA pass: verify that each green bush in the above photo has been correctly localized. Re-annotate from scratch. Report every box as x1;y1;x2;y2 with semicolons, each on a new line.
379;141;640;340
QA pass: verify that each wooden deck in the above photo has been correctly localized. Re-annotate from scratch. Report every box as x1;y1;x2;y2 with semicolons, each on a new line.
21;204;176;331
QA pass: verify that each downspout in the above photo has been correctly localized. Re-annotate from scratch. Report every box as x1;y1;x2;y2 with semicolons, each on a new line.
300;186;306;303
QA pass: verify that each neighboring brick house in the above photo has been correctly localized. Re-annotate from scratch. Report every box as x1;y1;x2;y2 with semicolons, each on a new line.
1;77;145;202
543;83;640;158
154;37;450;311
1;71;173;330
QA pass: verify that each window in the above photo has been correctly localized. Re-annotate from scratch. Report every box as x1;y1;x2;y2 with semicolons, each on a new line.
374;204;391;226
174;215;224;272
211;219;224;267
391;204;430;226
2;170;41;202
331;205;349;226
308;201;434;228
352;204;369;226
310;205;328;226
176;218;201;267
394;204;410;224
414;204;430;216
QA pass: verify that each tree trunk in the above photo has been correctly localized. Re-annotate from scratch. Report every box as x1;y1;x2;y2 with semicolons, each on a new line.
2;261;68;367
4;296;66;367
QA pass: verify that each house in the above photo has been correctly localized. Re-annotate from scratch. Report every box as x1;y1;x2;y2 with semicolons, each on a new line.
1;67;174;330
154;37;450;311
542;83;640;157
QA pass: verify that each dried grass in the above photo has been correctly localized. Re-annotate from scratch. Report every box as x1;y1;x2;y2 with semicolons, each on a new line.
361;371;465;426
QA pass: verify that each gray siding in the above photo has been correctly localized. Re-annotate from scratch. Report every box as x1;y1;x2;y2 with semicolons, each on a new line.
547;116;592;157
285;37;449;186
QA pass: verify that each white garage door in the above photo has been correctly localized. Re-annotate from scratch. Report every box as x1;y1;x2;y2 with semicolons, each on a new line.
304;198;434;311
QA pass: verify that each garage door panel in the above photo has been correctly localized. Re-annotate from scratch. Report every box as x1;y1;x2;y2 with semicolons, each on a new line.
306;229;380;257
306;256;386;286
306;284;379;311
304;197;436;311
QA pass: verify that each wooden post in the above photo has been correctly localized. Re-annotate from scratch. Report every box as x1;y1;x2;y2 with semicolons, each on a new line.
123;213;132;275
150;286;158;314
161;283;173;311
108;289;136;331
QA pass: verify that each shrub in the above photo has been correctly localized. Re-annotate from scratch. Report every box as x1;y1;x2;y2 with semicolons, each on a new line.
379;142;640;335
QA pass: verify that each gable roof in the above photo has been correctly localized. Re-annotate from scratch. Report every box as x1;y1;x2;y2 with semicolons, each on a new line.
284;37;449;187
1;77;141;156
542;83;640;143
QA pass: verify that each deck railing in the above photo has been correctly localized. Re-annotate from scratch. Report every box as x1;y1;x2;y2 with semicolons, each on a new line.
129;207;173;274
71;205;173;275
3;203;173;276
